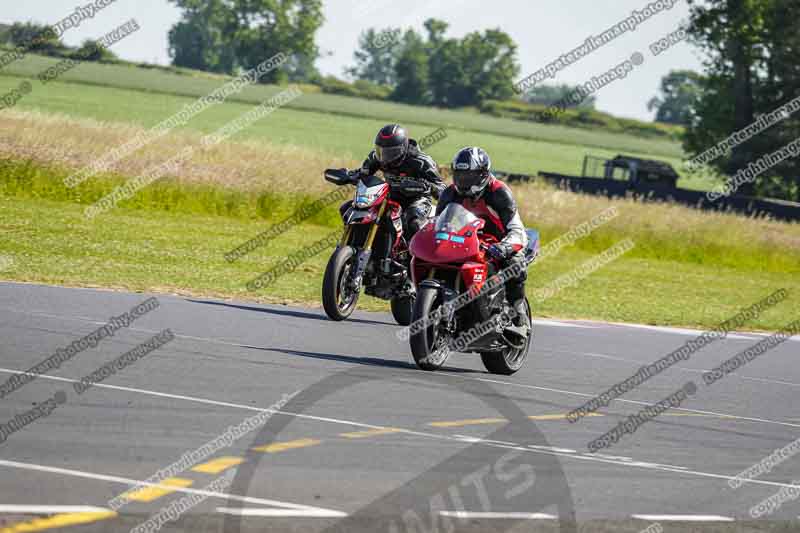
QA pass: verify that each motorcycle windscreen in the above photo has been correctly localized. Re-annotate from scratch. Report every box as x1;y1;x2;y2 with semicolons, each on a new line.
434;203;480;234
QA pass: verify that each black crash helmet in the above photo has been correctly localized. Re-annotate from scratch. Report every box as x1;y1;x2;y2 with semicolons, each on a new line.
374;124;410;166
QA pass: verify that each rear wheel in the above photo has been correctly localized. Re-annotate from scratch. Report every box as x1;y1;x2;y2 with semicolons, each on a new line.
322;246;360;321
480;298;532;375
390;294;414;326
409;286;452;371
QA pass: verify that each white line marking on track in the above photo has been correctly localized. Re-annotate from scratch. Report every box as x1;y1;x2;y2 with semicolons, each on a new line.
18;305;799;390
2;368;799;496
571;319;800;342
0;460;344;516
4;294;797;344
612;322;759;340
0;367;403;432
632;514;734;522
533;320;598;329
7;302;799;394
460;374;800;430
440;511;556;519
0;505;112;514
0;309;253;351
528;445;577;454
216;507;347;518
557;350;800;389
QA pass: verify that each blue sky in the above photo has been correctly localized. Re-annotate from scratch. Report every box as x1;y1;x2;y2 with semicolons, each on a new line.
6;0;703;121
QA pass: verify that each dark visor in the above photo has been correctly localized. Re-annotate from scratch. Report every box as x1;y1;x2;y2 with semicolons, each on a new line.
376;145;405;164
453;169;485;191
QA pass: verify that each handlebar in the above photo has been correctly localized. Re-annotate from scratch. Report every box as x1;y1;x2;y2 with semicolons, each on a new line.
394;181;430;195
324;168;356;186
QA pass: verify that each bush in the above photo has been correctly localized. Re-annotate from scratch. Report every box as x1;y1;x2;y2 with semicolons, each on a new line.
318;76;391;101
9;22;68;57
71;39;118;63
479;99;684;141
0;24;11;44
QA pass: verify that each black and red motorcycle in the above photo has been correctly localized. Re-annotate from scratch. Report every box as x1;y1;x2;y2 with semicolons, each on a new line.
321;168;427;324
408;203;540;374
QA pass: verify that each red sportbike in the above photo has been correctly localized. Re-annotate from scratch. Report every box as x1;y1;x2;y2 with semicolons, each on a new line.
408;203;540;374
321;168;426;324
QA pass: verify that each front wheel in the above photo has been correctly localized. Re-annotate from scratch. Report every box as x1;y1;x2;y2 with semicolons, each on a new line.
480;298;533;375
409;286;452;371
322;245;360;321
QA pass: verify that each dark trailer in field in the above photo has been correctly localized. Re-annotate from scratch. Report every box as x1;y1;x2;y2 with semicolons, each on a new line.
501;153;800;222
582;154;679;189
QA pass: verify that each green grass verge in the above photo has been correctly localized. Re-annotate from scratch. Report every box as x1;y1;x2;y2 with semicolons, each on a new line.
4;157;798;275
1;160;796;331
0;157;343;226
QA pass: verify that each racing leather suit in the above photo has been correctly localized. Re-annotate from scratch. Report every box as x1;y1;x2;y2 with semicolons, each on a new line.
436;175;529;305
343;139;445;241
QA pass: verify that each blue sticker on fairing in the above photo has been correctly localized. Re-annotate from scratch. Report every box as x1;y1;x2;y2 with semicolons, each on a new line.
435;232;449;240
449;236;466;243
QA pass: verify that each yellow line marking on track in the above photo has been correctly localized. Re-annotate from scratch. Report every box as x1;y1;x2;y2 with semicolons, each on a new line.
429;418;507;428
123;477;194;502
528;413;604;420
339;428;405;439
429;411;734;429
190;456;245;474
661;413;734;418
252;438;321;453
0;511;117;533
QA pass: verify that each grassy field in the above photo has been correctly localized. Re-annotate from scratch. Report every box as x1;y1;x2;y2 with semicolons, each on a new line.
0;54;685;156
0;75;716;191
0;53;726;194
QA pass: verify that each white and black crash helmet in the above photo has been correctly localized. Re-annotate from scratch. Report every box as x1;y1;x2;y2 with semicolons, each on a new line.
451;146;492;197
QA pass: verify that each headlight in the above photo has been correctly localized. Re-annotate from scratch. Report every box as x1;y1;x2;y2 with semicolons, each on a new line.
354;191;381;208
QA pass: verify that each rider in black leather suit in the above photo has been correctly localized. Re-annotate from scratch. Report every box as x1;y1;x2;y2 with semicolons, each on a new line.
343;124;445;241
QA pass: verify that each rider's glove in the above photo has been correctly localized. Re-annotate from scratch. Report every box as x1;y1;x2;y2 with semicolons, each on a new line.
487;242;513;261
415;181;432;194
347;168;363;183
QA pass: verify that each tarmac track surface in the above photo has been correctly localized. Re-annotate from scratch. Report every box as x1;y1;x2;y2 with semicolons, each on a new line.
0;282;799;533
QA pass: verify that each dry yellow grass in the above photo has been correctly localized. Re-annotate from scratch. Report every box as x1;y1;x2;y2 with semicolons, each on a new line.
513;181;800;256
0;109;355;194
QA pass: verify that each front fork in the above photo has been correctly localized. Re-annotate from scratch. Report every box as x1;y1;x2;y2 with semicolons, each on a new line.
344;199;387;292
422;275;459;332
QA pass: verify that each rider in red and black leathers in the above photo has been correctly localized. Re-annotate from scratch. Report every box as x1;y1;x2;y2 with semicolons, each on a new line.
344;124;445;241
437;147;530;333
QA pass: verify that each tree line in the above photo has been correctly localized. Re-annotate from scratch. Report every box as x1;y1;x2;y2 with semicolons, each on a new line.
3;0;797;201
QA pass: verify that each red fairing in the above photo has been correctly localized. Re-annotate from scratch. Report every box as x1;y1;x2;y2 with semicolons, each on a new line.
347;181;391;224
460;262;488;292
354;211;379;224
372;183;390;206
388;202;402;219
408;221;483;265
409;215;494;287
388;200;404;250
